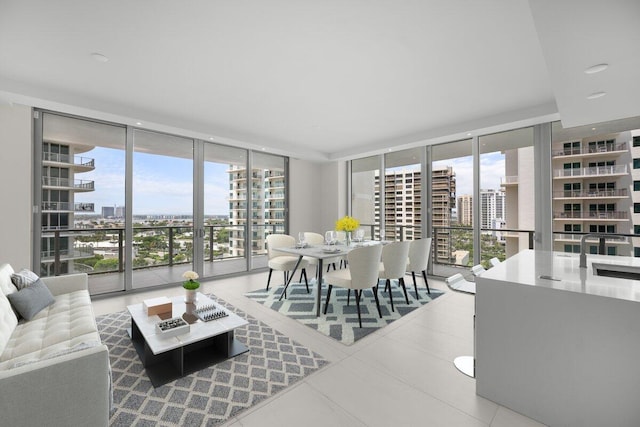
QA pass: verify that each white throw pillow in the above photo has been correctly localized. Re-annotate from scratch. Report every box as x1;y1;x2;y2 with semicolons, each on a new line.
10;269;40;290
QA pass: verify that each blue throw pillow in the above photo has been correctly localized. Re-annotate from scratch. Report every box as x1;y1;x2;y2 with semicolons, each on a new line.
7;279;55;320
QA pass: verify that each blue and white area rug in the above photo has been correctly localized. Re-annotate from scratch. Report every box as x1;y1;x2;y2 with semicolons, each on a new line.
97;297;328;426
245;281;444;345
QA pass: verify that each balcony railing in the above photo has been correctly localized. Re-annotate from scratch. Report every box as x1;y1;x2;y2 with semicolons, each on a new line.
553;189;628;199
553;165;627;178
43;152;95;168
42;177;95;190
553;211;629;220
552;142;627;157
40;222;288;277
553;233;630;244
500;176;518;185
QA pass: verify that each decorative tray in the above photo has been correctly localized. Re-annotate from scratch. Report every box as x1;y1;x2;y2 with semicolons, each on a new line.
195;304;229;322
155;317;190;338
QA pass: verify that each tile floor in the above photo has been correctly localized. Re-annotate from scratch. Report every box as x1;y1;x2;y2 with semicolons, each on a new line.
92;271;546;427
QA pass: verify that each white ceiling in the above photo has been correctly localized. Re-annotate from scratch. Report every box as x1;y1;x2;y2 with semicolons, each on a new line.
1;0;638;162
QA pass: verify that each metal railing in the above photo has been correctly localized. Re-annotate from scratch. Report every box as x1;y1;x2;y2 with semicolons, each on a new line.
552;142;627;157
43;152;95;168
42;177;95;190
41;222;289;276
553;189;628;198
553;165;627;178
553;211;629;220
501;176;519;185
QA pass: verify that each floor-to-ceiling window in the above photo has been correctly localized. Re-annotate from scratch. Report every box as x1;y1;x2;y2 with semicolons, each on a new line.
250;152;287;269
37;112;127;294
351;156;381;239
35;110;289;295
479;127;535;265
203;143;247;276
131;130;195;289
430;139;469;275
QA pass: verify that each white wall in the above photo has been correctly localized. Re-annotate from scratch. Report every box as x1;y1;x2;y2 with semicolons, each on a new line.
288;159;322;238
288;158;347;239
0;104;32;268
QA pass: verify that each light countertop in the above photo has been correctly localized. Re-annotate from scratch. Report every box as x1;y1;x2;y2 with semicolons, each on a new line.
480;250;640;303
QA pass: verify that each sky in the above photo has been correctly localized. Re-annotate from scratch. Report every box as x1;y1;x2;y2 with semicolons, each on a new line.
433;152;506;196
74;147;506;217
74;147;233;216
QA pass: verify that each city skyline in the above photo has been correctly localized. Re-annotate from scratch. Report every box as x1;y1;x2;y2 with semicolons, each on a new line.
74;147;506;218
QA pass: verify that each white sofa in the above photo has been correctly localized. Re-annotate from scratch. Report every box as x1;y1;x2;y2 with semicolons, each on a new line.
0;264;111;427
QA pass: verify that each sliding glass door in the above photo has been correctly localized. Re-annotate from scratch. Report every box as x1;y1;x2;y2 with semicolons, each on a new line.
351;156;381;240
251;152;287;269
34;111;290;294
38;112;127;294
479;127;535;265
430;139;470;276
201;143;247;277
131;129;194;289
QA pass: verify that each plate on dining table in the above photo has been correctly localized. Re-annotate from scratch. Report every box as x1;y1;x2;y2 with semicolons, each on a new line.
321;246;341;253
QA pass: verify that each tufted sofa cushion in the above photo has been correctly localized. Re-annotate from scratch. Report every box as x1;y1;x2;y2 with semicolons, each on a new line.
0;290;100;369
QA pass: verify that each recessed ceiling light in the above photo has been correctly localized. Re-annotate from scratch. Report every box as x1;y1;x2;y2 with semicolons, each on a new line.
466;133;472;136
587;92;606;100
90;52;109;63
584;63;608;74
261;148;266;151
136;122;142;126
592;127;597;131
209;137;214;140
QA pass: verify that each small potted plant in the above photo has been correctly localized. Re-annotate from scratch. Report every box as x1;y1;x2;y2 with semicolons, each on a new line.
182;271;200;303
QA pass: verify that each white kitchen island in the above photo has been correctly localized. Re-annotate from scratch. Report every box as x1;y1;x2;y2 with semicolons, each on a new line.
475;250;640;427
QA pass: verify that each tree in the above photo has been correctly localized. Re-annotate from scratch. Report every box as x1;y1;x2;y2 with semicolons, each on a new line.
216;227;229;243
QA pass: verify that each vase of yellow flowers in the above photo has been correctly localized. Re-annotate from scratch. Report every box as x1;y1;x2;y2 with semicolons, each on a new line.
182;271;200;303
335;215;359;246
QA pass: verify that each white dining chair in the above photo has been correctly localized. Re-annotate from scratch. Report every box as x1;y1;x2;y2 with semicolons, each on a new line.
471;264;486;276
379;240;411;312
406;237;432;299
489;257;501;267
265;234;309;296
323;244;384;328
445;273;476;294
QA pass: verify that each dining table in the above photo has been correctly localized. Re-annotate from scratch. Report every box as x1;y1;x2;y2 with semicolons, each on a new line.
274;241;380;317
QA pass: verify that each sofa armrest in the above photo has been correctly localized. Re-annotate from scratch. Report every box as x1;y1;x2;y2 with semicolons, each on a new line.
0;344;110;427
40;273;88;296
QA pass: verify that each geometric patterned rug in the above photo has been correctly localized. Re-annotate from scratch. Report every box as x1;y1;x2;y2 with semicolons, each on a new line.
245;281;444;345
96;297;329;426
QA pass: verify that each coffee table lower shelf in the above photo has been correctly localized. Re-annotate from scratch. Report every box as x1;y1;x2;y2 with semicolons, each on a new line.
129;319;249;387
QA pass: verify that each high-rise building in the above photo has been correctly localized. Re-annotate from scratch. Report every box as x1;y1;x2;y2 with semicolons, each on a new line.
432;166;456;263
480;189;506;233
551;130;640;257
378;169;422;241
228;165;285;257
41;141;95;275
457;194;473;226
368;167;455;262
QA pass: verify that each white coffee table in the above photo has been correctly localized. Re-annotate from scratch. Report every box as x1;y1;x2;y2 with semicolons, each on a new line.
127;292;249;387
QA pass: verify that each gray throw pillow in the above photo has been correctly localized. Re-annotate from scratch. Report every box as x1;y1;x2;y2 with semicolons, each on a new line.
7;279;55;320
10;269;40;290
